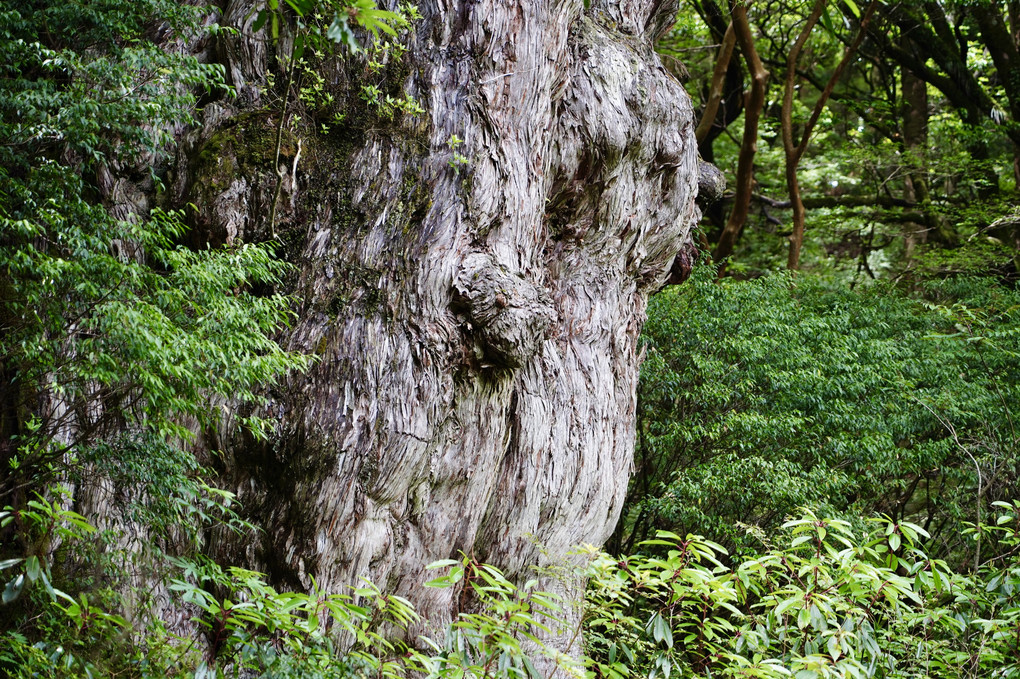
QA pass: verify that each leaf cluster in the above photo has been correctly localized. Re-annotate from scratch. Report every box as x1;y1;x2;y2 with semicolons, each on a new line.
617;266;1020;563
589;505;1020;678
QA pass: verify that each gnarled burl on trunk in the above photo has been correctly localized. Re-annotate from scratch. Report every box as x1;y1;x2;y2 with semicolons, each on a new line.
173;0;703;651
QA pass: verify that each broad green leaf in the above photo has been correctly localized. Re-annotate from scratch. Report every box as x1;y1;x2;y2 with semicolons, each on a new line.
3;574;25;604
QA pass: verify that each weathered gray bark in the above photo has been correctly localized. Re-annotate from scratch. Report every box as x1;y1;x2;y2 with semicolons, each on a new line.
168;0;699;650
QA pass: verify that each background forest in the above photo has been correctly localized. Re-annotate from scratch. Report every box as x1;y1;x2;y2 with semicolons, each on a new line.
619;0;1020;561
1;0;1019;678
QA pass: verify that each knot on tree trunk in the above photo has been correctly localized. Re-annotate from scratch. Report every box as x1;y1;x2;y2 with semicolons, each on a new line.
696;158;726;209
452;253;556;371
659;161;720;288
662;239;700;287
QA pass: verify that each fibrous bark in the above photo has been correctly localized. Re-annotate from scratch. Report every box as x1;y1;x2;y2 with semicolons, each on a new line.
168;0;700;651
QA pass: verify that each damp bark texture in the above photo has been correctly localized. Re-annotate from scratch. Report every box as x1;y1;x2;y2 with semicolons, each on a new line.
170;0;700;649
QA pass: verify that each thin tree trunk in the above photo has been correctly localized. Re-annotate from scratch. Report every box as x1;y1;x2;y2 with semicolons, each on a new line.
785;0;879;270
1009;0;1020;188
900;34;933;260
972;2;1020;190
901;64;930;206
714;5;768;266
696;22;736;147
781;0;825;272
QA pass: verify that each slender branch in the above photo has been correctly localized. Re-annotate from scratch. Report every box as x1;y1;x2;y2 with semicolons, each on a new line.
750;192;915;209
696;22;736;145
796;0;880;162
781;0;825;163
268;43;299;239
915;398;983;574
785;0;881;269
781;0;825;270
714;5;769;266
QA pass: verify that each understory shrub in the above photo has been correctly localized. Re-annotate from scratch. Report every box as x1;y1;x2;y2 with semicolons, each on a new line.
3;498;1019;678
587;503;1020;679
613;266;1020;564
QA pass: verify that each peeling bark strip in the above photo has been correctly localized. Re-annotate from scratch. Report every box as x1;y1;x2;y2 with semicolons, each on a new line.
179;0;699;650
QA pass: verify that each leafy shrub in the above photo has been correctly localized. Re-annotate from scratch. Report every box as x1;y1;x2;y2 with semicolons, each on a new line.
588;504;1020;679
614;266;1020;564
2;525;580;679
4;500;1018;679
0;0;313;671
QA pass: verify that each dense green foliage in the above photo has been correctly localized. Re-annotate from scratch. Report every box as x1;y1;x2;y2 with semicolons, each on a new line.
0;0;309;496
0;0;311;666
613;1;1020;665
3;500;1019;678
613;268;1020;564
588;505;1020;679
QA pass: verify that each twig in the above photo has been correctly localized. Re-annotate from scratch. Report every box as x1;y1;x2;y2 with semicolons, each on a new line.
268;44;299;239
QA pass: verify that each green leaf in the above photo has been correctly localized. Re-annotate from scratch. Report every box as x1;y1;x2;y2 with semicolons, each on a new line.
356;8;400;37
283;0;315;16
827;634;841;661
797;605;811;630
819;5;835;35
24;556;40;583
252;9;269;32
3;574;26;604
327;14;360;50
522;655;542;679
775;595;802;615
888;533;901;552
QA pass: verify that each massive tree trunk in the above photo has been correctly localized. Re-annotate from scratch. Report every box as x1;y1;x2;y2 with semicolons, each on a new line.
167;0;699;648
